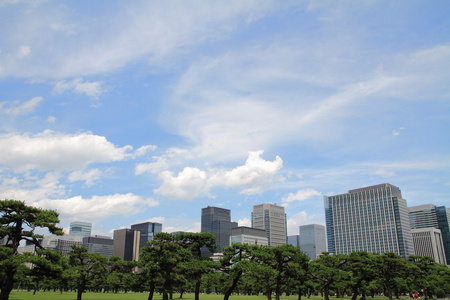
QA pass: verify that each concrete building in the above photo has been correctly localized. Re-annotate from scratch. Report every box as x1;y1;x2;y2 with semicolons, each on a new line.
409;204;450;265
299;224;327;260
113;228;140;262
131;222;162;251
324;183;414;259
288;235;300;248
41;234;83;256
69;221;92;238
252;203;287;247
411;228;446;264
83;235;114;259
230;226;269;246
201;206;238;255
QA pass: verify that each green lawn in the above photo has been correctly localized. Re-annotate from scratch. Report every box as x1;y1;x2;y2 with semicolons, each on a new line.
7;292;326;300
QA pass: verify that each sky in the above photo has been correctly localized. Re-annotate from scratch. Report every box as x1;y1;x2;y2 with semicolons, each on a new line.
0;0;449;238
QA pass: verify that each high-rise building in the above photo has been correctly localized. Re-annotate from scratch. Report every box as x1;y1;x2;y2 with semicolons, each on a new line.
324;183;414;259
230;226;269;246
69;221;92;238
113;228;140;261
252;203;287;247
299;224;327;260
41;234;83;256
131;222;162;250
409;204;450;265
201;206;238;255
287;235;300;248
83;235;114;259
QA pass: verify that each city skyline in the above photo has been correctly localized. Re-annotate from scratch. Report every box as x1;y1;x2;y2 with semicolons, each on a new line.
0;2;449;238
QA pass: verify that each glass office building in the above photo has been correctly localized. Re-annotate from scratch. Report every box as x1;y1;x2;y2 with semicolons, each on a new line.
324;183;414;259
131;222;162;250
69;221;92;238
252;203;287;247
201;206;237;255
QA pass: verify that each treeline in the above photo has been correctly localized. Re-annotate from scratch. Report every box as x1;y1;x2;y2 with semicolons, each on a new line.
1;200;450;300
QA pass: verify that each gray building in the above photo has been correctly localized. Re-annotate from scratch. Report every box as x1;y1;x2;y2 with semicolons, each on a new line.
252;203;287;247
41;234;83;256
299;224;327;260
69;221;92;238
131;222;162;251
324;183;414;259
288;235;300;248
409;204;450;265
231;226;269;246
83;235;114;259
113;228;140;261
201;206;237;255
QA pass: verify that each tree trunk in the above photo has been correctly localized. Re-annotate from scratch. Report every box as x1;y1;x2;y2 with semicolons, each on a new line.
323;284;330;300
223;270;242;300
297;287;302;300
195;279;201;300
0;265;16;300
147;282;155;300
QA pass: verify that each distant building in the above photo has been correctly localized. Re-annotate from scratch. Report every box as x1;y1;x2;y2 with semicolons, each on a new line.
113;228;140;261
409;204;449;265
131;222;162;250
41;234;83;256
252;203;287;247
83;235;114;259
231;226;269;246
69;221;92;238
324;183;414;259
201;206;238;255
287;235;300;248
299;224;327;260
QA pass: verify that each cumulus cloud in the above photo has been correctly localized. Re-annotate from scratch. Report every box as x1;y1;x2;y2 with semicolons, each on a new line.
286;211;323;236
238;217;251;227
153;151;283;200
32;193;159;222
68;169;102;187
282;189;321;204
0;96;43;115
0;130;137;172
53;78;106;99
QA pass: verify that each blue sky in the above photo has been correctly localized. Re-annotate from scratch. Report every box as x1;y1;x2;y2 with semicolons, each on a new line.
1;1;449;237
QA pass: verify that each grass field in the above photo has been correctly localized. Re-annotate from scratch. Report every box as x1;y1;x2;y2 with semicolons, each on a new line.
6;292;398;300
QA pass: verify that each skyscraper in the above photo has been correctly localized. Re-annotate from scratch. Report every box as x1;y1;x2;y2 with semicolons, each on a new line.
231;226;269;246
69;221;92;238
131;222;162;250
201;206;237;254
113;228;140;261
83;235;114;259
409;204;449;265
252;203;287;247
299;224;327;260
324;183;414;259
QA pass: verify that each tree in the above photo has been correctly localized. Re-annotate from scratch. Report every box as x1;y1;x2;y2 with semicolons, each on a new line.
343;251;379;300
377;252;407;300
68;245;107;300
174;232;217;300
0;199;62;300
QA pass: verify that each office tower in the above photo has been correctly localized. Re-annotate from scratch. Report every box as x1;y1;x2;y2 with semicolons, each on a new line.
252;203;287;247
131;222;162;250
201;206;238;254
41;234;83;256
231;226;269;246
288;235;300;248
83;235;114;259
324;183;414;259
409;204;450;265
69;221;92;238
299;224;327;260
113;228;140;261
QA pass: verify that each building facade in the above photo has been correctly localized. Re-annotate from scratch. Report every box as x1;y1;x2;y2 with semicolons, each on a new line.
287;235;300;248
113;228;140;261
299;224;327;260
83;235;114;259
411;228;446;264
131;222;162;250
324;183;414;259
201;206;237;255
41;234;83;256
252;203;287;247
409;204;450;265
230;226;269;246
69;221;92;238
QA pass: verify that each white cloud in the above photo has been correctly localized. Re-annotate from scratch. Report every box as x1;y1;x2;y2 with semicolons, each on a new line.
0;96;43;115
282;189;321;204
17;45;31;58
286;211;323;236
32;193;159;222
53;78;106;99
392;127;405;136
46;116;56;123
68;169;102;187
238;217;251;227
0;130;133;172
154;167;211;200
137;216;201;233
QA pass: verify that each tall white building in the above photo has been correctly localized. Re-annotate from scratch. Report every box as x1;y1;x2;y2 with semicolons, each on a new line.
69;221;92;238
411;228;446;264
252;203;287;247
324;183;414;259
299;224;327;260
